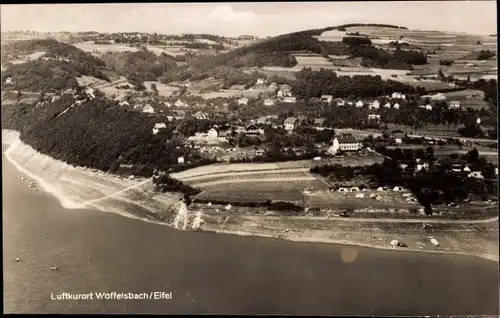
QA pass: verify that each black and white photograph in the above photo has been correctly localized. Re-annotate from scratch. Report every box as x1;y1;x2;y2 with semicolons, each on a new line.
1;1;499;315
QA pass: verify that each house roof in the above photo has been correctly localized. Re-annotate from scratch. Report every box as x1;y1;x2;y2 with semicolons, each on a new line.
246;124;259;130
336;133;357;144
284;117;298;124
314;118;326;125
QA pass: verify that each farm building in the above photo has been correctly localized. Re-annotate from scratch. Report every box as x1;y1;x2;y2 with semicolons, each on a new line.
383;102;391;108
449;100;461;109
243;124;263;136
419;104;433;110
175;100;188;108
393;131;405;144
321;95;333;103
284;117;299;131
355;100;364;108
143;104;155;114
369;100;380;109
152;123;167;135
329;133;359;154
392;92;402;99
238;97;249;106
256;78;266;85
283;96;297;103
314;118;326;127
393;103;400;109
368;114;381;121
336;99;346;106
263;99;274;106
193;111;209;120
277;84;292;98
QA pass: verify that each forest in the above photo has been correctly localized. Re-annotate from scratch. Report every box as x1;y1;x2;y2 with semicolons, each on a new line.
291;68;426;100
1;93;210;178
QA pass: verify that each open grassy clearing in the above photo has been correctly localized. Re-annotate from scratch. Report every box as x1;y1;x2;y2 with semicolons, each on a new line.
185;171;314;187
74;41;139;53
306;188;420;210
196;179;328;203
294;55;333;67
143;81;179;97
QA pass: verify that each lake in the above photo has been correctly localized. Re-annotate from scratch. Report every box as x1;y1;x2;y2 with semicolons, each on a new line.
2;145;499;315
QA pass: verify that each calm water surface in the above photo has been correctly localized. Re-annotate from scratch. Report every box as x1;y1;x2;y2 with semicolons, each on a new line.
2;146;499;315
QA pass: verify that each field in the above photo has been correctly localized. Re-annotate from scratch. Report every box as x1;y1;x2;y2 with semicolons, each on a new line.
294;55;334;67
306;188;421;210
74;41;139;53
73;42;194;57
196;179;328;203
143;81;179;97
9;51;47;65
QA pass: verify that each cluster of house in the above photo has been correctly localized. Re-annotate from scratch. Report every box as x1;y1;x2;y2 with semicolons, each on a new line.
182;123;265;145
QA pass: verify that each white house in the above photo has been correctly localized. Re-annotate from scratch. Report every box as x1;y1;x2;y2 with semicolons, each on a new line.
393;103;400;109
256;78;266;85
401;94;406;100
368;114;381;121
416;163;429;171
463;166;471;172
284;117;298;131
355;100;364;108
468;171;484;179
393;131;405;144
263;99;274;106
143;104;155;114
495;167;498;175
476;118;481;125
177;156;185;164
369;100;380;109
5;77;13;84
268;82;278;89
449;100;461;109
348;101;354;106
329;133;359;154
337;99;346;106
175;100;188;108
321;95;333;103
206;128;218;139
283;96;297;103
152;123;166;135
277;85;292;98
383;102;391;108
238;97;249;106
119;101;130;107
392;92;402;99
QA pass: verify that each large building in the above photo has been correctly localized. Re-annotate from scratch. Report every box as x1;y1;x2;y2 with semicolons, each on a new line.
329;133;360;154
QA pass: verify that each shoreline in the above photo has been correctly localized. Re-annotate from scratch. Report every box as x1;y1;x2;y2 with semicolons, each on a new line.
2;129;499;262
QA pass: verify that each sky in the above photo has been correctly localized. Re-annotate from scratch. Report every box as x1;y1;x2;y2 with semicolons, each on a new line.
1;2;497;37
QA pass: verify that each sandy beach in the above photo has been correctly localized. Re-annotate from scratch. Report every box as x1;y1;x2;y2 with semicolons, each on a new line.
2;129;499;261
